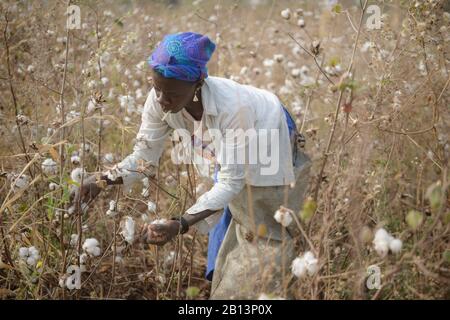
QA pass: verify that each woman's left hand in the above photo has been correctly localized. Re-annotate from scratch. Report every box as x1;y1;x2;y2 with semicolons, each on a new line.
140;220;180;246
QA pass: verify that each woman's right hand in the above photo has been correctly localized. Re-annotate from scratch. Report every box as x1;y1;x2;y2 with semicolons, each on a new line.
69;175;103;207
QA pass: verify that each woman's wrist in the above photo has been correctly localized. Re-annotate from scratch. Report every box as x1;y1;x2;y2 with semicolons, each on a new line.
170;216;189;234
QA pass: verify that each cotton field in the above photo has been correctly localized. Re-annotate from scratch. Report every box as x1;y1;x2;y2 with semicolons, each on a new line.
0;0;449;300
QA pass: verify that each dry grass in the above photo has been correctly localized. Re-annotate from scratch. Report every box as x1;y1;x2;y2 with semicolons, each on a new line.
0;0;449;299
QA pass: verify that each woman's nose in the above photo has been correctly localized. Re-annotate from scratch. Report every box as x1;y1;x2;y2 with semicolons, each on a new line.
157;92;171;107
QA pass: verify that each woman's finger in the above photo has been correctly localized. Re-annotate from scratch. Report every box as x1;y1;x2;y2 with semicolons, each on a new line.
149;223;169;233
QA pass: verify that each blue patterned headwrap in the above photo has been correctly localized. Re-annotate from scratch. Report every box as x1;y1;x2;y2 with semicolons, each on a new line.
148;32;216;82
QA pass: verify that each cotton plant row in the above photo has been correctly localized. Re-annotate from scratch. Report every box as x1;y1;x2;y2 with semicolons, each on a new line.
273;204;405;280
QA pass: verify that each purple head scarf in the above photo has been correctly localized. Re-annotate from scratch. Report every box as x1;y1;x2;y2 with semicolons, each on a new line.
148;32;216;82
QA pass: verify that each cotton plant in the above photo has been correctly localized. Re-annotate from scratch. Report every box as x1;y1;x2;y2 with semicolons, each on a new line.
291;251;319;278
70;167;86;183
82;238;101;257
103;153;115;164
106;200;118;217
120;216;135;244
281;8;292;20
41;158;58;175
48;182;58;191
113;245;126;264
70;234;79;247
67;202;89;215
18;246;40;267
274;206;293;227
141;177;150;197
372;228;403;258
147;200;157;213
8;173;30;192
70;153;80;165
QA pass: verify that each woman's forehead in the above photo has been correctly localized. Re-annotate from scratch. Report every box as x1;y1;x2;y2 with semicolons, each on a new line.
152;70;193;89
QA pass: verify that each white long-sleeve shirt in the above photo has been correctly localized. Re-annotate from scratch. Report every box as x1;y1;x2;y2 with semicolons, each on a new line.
107;76;295;234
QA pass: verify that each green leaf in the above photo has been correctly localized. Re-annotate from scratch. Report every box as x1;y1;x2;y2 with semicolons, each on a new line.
186;286;200;299
332;4;342;14
329;56;340;67
443;250;450;263
425;181;442;211
299;198;317;223
114;18;124;27
406;210;424;231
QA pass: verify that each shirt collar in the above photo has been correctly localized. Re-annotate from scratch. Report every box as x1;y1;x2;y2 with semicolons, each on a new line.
201;77;218;116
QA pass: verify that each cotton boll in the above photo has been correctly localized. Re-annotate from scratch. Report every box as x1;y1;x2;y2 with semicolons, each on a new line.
291;257;307;278
106;200;118;217
274;207;293;227
29;246;39;258
49;182;58;190
19;247;29;258
59;277;66;288
106;209;117;217
70;168;86;183
373;227;396;257
374;239;389;258
120;216;135;244
26;257;36;266
297;18;305;28
65;276;77;290
141;213;151;223
109;200;116;211
80;253;88;264
90;246;101;257
9;173;30;192
374;228;390;241
101;77;109;85
389;238;403;254
70;234;79;247
303;251;318;276
147;201;156;213
103;153;114;163
164;251;176;267
42;158;58;175
68;205;76;215
83;238;101;257
281;8;291;20
83;238;99;249
70;155;80;165
274;54;284;63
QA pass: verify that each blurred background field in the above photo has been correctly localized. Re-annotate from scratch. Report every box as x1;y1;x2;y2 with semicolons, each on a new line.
0;0;449;299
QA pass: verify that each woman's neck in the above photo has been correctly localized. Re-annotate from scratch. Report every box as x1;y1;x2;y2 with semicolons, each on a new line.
184;89;203;121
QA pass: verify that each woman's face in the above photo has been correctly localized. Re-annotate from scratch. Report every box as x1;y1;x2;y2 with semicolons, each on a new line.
151;69;199;114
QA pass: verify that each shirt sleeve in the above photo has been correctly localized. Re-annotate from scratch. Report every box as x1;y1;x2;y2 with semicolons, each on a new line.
105;89;171;193
186;106;255;234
